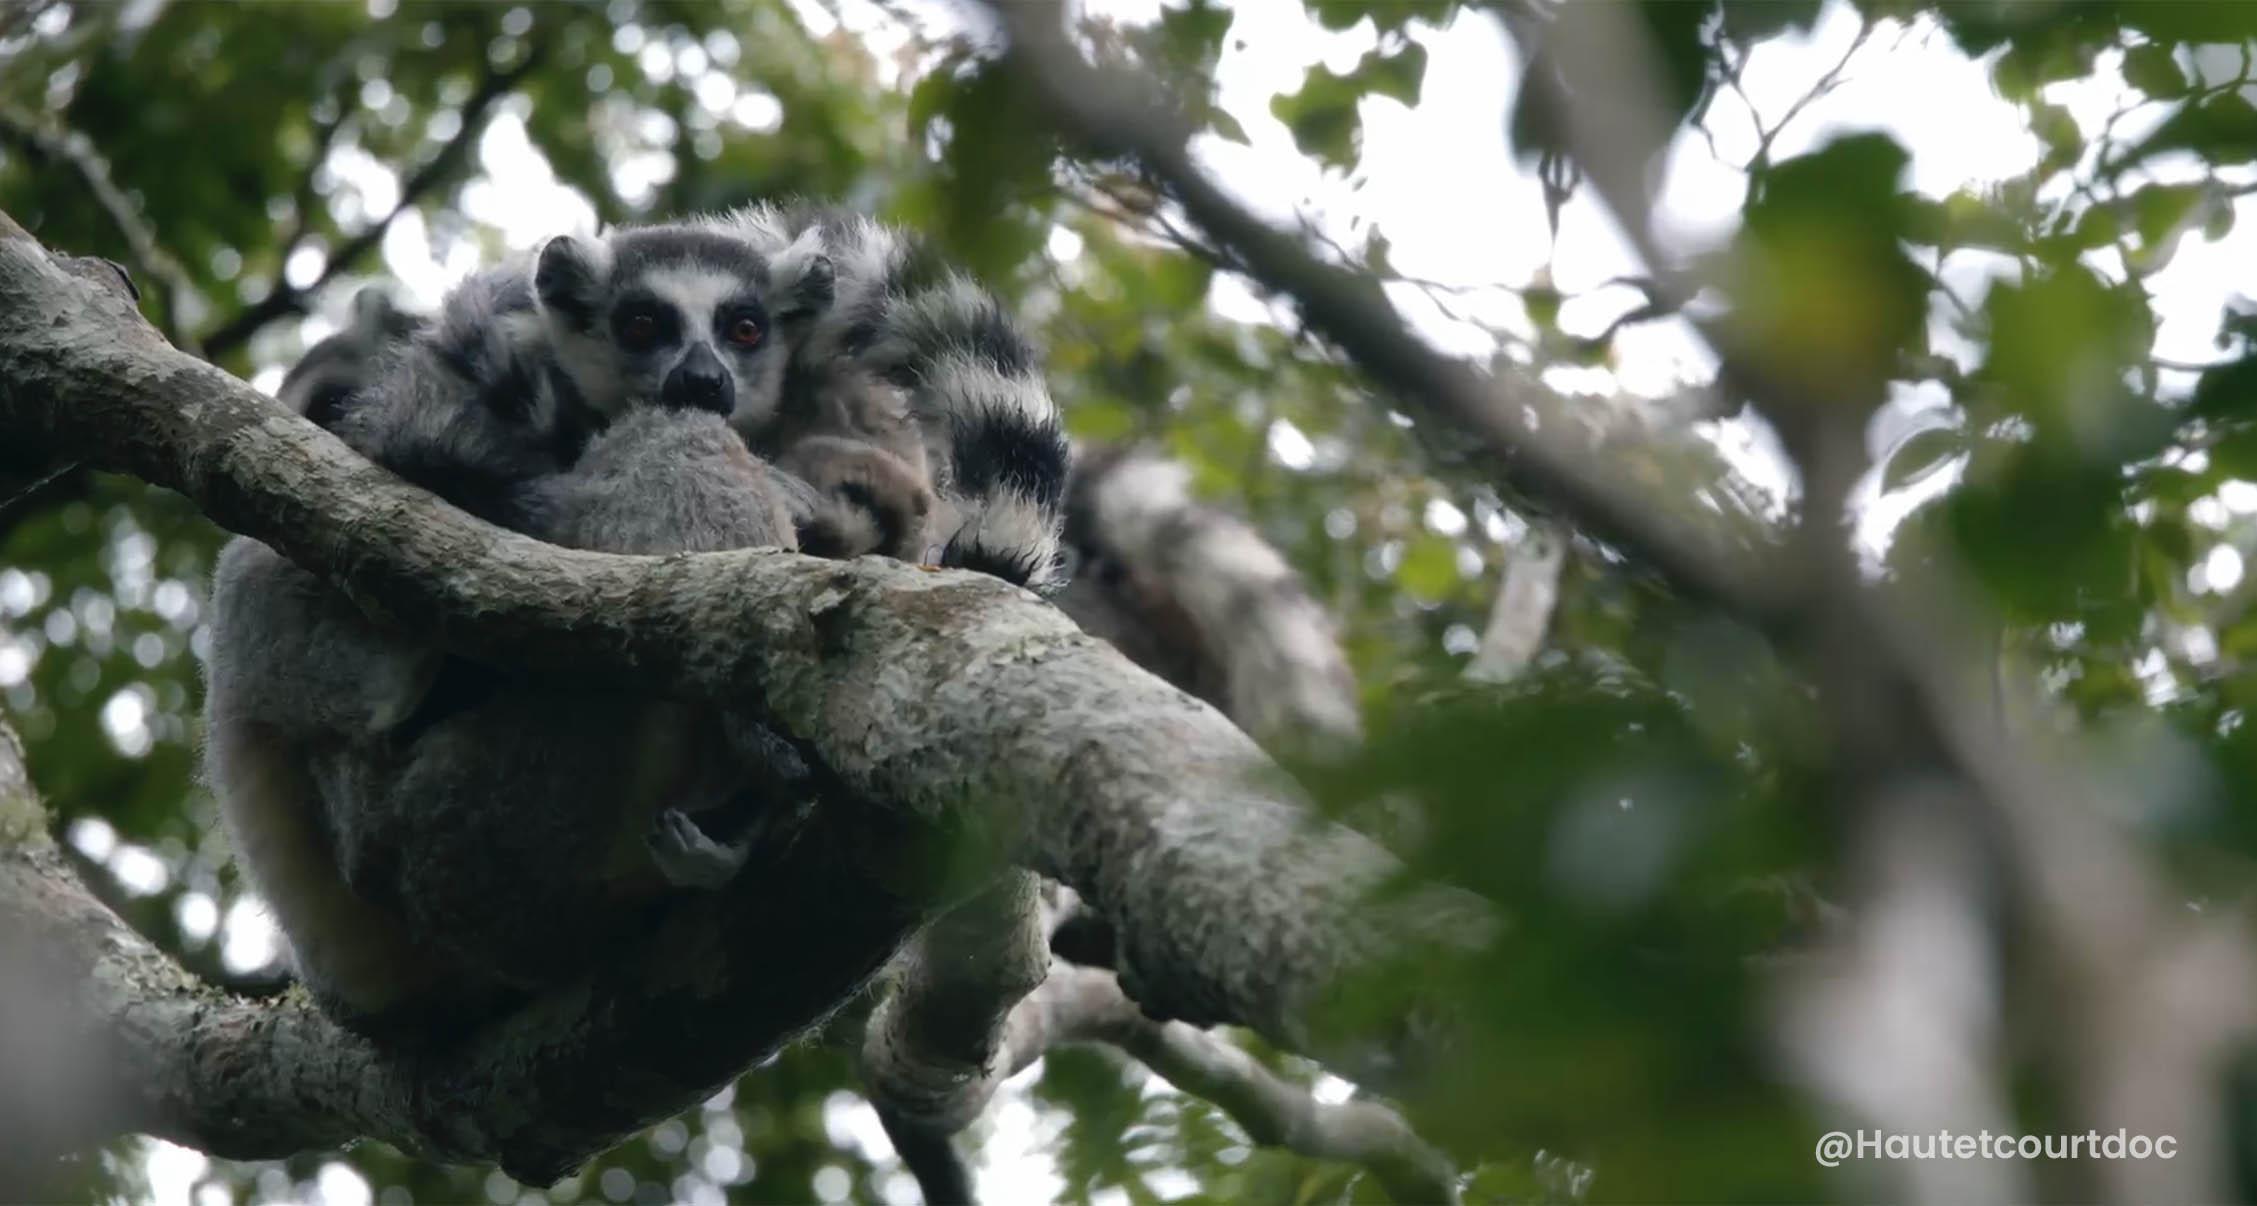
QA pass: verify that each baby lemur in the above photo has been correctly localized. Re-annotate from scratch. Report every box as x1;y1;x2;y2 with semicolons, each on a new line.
211;213;1069;1039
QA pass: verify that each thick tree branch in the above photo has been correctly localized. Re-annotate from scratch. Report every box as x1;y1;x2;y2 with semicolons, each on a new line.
865;873;1049;1206
864;875;1048;1129
0;214;1495;1166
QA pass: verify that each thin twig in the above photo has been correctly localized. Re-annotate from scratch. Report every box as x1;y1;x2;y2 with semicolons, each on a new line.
1000;965;1460;1204
1745;17;1877;170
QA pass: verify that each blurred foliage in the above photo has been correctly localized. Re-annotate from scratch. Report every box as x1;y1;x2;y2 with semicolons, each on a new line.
3;0;2257;1202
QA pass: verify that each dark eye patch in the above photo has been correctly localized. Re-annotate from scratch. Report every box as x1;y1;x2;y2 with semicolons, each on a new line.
610;293;681;354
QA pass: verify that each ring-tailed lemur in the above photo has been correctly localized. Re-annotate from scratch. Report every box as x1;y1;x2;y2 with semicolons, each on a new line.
209;235;824;1037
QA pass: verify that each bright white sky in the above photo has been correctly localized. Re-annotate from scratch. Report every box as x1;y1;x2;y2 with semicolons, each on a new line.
144;0;2257;1202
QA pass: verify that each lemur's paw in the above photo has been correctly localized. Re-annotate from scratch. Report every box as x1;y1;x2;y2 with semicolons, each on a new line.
647;808;749;890
782;436;934;562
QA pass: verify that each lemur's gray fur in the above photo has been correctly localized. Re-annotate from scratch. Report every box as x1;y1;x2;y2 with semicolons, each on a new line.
232;228;1366;1035
209;236;821;1037
761;367;936;563
276;286;422;430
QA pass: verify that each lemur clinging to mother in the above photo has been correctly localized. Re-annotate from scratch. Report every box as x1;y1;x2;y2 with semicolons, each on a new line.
211;208;1071;1037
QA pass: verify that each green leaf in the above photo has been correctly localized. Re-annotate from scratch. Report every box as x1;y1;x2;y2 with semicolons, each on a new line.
1905;188;2032;253
1989;32;2097;104
905;68;960;141
2130;182;2208;249
1720;0;1821;42
1207;106;1250;145
2121;42;2188;98
1157;0;1233;66
1311;0;1371;31
2137;93;2257;166
1949;445;2130;624
2212;424;2257;480
1270;65;1363;168
2188;355;2257;423
1352;0;1453;33
2204;197;2238;241
1358;42;1428;107
1726;134;1926;391
1149;253;1213;310
2030;100;2081;162
1523;281;1563;330
2070;201;2121;250
1979;263;2152;432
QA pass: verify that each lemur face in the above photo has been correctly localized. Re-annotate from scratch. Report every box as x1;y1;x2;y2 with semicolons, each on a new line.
534;227;830;431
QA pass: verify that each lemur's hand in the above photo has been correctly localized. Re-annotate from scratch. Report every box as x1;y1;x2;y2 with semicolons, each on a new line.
778;435;935;562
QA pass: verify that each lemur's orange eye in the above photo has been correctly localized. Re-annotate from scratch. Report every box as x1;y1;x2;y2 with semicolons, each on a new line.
726;314;764;347
622;313;659;345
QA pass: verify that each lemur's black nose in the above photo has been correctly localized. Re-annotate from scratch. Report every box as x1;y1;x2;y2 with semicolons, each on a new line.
662;343;732;414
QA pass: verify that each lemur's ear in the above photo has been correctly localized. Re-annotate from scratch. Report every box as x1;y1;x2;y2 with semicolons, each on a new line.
532;235;612;332
781;254;834;322
770;229;833;322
